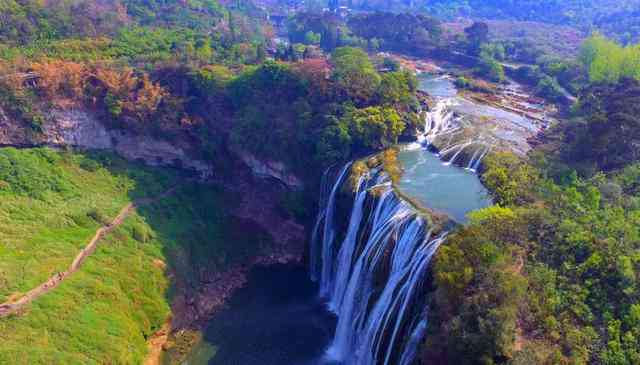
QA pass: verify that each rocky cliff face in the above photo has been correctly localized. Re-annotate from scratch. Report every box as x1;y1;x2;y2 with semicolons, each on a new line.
0;106;31;146
0;107;214;178
237;150;304;190
1;106;309;187
45;110;214;177
2;105;309;361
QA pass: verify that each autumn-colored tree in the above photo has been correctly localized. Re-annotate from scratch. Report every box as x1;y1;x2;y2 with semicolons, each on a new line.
292;58;331;99
91;66;166;125
124;74;166;123
31;60;87;101
94;66;138;98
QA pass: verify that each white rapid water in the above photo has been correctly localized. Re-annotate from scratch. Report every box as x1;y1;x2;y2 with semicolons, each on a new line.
313;163;352;294
311;164;447;365
419;75;496;170
424;98;456;145
309;167;332;282
328;175;368;313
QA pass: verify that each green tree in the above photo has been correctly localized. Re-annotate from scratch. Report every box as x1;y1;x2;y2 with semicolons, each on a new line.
464;21;489;56
482;152;540;206
331;47;381;104
340;106;405;150
304;30;321;45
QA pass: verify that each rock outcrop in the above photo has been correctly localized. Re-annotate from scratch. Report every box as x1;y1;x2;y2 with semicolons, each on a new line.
45;110;214;177
1;108;214;178
0;106;31;146
237;150;304;190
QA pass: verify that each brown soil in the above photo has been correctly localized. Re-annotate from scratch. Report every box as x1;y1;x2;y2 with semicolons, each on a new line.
145;321;172;365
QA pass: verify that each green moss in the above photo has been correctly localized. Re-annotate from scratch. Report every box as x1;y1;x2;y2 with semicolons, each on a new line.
348;160;370;192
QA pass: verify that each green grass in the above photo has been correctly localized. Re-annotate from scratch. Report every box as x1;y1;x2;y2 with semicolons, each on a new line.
0;147;175;302
0;147;272;364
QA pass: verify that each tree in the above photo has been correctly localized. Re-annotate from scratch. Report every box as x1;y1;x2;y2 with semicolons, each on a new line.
256;43;266;63
292;58;331;99
331;47;381;104
376;71;416;106
340;106;405;150
477;52;505;82
568;78;640;170
304;31;321;45
535;76;564;102
580;34;640;83
481;152;540;206
464;21;489;56
31;60;87;100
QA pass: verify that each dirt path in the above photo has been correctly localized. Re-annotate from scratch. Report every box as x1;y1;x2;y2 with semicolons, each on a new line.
0;186;177;318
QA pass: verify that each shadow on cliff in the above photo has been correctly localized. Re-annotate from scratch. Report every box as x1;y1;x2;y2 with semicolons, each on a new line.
82;150;274;328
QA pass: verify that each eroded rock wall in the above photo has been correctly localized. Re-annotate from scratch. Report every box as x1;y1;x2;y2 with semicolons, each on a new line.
1;108;214;178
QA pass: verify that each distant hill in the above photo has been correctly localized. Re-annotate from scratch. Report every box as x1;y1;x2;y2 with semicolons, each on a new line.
265;0;640;43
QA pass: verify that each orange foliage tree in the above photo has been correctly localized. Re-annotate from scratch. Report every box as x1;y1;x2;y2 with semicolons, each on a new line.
292;58;331;99
30;60;87;101
91;66;167;126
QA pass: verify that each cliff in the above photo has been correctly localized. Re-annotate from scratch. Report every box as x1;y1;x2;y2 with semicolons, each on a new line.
0;104;308;360
1;107;214;178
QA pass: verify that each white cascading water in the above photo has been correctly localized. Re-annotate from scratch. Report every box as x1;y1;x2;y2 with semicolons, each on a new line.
472;147;491;171
466;147;482;170
312;163;352;295
309;167;332;282
327;175;368;312
311;165;447;365
423;98;455;145
422;90;493;168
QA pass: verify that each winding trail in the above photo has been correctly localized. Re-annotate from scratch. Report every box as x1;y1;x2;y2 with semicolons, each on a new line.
0;186;178;318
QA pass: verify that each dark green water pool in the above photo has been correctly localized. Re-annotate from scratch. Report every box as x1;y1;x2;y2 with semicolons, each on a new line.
182;265;336;365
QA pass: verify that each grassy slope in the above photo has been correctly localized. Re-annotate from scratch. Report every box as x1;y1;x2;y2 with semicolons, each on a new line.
0;147;269;364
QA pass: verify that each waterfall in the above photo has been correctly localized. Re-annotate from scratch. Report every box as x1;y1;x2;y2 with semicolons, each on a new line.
312;164;446;365
466;147;482;170
443;143;469;166
314;163;352;295
328;176;368;312
424;99;455;144
310;167;332;282
472;147;491;171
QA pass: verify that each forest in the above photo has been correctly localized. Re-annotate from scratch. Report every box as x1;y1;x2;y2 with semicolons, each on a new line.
421;32;640;365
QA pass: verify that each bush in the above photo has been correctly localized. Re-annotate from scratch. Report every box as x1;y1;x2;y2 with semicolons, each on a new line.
0;148;72;199
535;76;564;102
79;158;102;172
132;224;151;243
87;208;110;225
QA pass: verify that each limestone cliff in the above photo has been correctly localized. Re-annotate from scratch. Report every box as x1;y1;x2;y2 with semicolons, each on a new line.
0;107;214;178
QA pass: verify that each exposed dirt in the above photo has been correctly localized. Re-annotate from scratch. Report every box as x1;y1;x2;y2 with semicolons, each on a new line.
145;321;172;365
